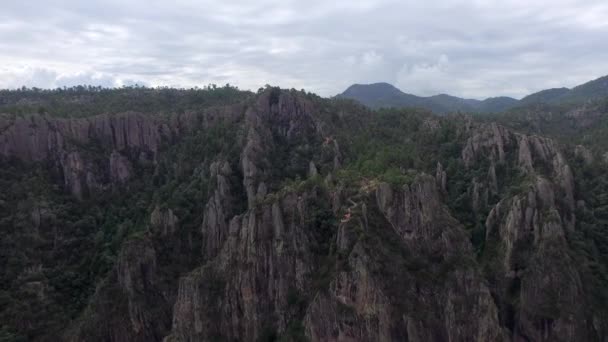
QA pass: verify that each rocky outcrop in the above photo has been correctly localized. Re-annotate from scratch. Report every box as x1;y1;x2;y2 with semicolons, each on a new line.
168;104;245;134
484;175;591;341
0;109;244;200
115;238;170;339
0;112;166;162
462;123;510;167
470;178;489;212
485;176;568;268
375;176;461;247
458;121;596;340
435;162;447;193
0;112;164;199
304;243;401;342
462;123;575;227
241;89;322;208
168;190;321;341
201;161;234;258
305;177;506;341
171;178;502;342
0;114;65;162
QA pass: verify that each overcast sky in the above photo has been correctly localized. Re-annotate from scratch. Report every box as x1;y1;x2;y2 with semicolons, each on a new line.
1;0;607;99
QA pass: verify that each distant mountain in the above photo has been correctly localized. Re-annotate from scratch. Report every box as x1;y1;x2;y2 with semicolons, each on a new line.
338;75;608;114
336;83;428;109
520;88;570;105
336;83;517;114
560;75;608;104
519;76;608;107
477;96;520;112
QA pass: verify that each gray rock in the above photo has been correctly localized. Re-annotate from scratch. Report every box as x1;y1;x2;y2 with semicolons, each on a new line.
308;161;318;177
110;151;132;184
435;162;447;193
150;206;179;236
201;161;234;258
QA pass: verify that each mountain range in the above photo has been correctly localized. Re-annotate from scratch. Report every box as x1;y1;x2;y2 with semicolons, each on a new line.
337;75;608;113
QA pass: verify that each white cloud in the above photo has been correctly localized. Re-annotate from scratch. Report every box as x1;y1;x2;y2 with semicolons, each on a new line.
396;55;451;96
0;0;607;98
361;51;384;67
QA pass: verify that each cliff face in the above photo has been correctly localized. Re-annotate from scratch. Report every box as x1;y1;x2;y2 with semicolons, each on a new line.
2;89;606;341
0;112;166;162
66;204;203;342
167;176;506;342
169;190;321;341
0;108;243;199
462;122;597;341
167;91;330;341
305;176;506;342
241;89;322;209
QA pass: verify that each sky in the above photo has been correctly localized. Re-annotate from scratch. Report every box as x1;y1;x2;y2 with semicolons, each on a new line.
1;0;608;99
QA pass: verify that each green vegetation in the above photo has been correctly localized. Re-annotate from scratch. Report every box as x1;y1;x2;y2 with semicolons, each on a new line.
0;84;252;118
0;95;245;339
569;159;608;310
1;85;608;341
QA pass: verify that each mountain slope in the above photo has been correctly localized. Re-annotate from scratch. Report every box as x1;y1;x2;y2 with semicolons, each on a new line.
519;87;570;105
0;86;607;341
560;75;608;104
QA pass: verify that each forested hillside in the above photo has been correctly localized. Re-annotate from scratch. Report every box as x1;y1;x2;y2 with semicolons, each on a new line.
1;86;607;341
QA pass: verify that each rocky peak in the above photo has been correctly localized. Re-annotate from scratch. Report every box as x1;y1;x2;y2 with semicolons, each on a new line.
252;88;318;139
482;172;590;340
462;122;511;167
457;119;593;340
241;89;323;208
169;189;320;341
462;123;575;219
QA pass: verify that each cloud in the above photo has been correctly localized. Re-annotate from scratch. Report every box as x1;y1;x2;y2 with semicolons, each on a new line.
0;0;607;98
396;55;451;96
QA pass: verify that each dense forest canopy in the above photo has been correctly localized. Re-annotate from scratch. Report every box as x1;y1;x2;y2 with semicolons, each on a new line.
0;84;253;118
